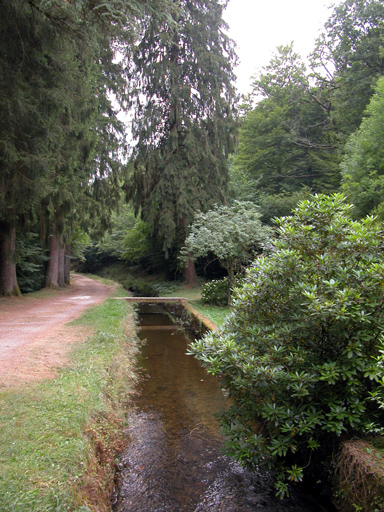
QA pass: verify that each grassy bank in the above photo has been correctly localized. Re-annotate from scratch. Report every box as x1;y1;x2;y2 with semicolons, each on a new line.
0;283;138;512
156;277;232;328
162;282;231;328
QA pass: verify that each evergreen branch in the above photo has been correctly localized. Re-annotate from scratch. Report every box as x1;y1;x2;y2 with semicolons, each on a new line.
288;137;337;150
0;0;26;71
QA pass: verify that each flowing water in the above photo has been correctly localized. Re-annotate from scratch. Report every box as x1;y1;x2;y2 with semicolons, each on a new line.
113;304;335;512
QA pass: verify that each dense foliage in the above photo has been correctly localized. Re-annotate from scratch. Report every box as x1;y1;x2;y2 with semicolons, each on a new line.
201;276;242;306
3;0;384;294
236;45;339;197
190;195;384;497
316;0;384;138
0;0;175;295
341;76;384;219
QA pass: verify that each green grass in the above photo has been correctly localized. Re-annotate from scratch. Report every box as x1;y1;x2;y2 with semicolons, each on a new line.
0;284;138;512
188;302;231;327
163;283;201;301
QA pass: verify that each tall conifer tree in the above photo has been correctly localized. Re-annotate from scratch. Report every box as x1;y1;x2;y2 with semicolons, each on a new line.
126;0;238;264
0;1;58;295
0;0;172;294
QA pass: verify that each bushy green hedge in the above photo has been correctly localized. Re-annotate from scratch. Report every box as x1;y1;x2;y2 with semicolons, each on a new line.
190;194;384;498
201;277;242;306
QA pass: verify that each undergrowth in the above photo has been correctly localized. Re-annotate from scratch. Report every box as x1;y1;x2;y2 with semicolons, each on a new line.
94;262;176;297
93;263;231;328
0;284;139;512
335;440;384;512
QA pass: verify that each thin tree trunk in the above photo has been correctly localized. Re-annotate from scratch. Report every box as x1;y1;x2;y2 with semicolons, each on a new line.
0;221;21;297
184;251;197;287
64;244;71;285
58;237;65;287
45;232;60;288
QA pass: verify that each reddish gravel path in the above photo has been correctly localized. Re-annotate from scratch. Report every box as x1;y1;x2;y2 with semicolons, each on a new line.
0;274;115;388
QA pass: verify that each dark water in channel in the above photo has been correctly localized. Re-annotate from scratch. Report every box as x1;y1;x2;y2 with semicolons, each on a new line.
113;304;334;512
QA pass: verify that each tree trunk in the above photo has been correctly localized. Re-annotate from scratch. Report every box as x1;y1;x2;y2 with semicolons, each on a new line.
184;251;197;287
0;221;21;297
64;244;71;285
45;232;60;288
58;238;65;287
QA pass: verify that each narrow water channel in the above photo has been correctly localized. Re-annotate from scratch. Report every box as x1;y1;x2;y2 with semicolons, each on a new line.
114;304;334;512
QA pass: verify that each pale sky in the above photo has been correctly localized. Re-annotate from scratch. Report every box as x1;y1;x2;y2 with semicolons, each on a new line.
223;0;342;96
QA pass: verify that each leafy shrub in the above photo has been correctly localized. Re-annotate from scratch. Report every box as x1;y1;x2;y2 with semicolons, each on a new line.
201;278;229;305
201;277;242;306
190;194;384;497
121;220;152;264
122;276;155;296
181;201;271;304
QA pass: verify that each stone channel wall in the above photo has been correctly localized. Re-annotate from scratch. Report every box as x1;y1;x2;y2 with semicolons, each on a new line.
162;302;219;337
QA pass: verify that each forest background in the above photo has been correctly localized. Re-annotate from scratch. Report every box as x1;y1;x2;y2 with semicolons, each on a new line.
1;0;384;296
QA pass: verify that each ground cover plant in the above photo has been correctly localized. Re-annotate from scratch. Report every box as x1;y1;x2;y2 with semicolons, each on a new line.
0;285;138;512
189;194;384;498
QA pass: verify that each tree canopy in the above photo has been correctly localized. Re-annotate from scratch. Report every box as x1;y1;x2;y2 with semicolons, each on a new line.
0;0;171;294
232;0;384;225
314;0;384;138
234;44;339;219
341;76;384;219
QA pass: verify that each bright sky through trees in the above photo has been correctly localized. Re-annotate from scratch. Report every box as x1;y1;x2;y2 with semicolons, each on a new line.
223;0;343;95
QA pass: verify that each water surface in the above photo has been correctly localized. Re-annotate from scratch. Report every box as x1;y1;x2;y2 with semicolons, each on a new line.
114;304;333;512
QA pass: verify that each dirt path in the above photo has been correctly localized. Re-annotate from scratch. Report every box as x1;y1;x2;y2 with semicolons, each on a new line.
0;274;115;388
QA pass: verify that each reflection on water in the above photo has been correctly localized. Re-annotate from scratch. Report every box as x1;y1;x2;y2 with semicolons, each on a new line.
114;304;334;512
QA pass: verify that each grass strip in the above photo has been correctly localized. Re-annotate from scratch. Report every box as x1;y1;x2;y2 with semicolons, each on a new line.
0;284;138;512
162;282;231;328
186;301;231;328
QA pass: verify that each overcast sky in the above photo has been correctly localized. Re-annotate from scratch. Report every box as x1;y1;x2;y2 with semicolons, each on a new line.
223;0;342;96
